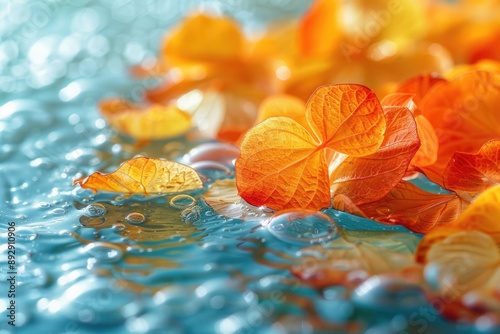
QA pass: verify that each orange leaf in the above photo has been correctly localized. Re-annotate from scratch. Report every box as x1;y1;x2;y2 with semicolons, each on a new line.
162;14;244;62
444;139;500;198
416;185;500;263
329;106;420;204
395;74;446;104
73;157;203;195
419;71;500;185
235;84;386;211
306;85;386;157
349;181;463;234
235;117;330;211
298;0;341;57
99;99;192;140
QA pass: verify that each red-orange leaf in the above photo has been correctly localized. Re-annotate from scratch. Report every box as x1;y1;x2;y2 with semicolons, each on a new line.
419;71;500;185
73;157;203;195
235;84;386;211
329;106;420;205
444;139;500;198
351;181;463;234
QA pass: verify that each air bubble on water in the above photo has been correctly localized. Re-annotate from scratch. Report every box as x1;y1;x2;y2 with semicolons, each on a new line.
180;206;202;223
125;212;146;225
169;194;196;210
83;242;123;263
265;210;339;245
84;203;107;217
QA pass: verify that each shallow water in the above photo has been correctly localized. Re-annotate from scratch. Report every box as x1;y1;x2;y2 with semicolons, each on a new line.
0;1;495;334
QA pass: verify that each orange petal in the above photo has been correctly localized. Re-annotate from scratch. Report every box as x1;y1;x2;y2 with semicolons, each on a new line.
330;106;420;205
235;117;330;211
419;71;500;185
306;85;386;157
162;14;243;62
444;139;500;198
354;181;463;234
298;0;341;57
73;157;203;195
99;99;191;140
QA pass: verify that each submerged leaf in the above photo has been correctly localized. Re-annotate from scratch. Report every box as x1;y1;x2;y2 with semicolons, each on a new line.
73;157;203;195
291;231;418;288
203;179;273;220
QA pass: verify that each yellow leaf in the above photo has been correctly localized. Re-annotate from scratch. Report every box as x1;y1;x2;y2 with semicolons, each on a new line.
73;157;203;195
100;99;192;140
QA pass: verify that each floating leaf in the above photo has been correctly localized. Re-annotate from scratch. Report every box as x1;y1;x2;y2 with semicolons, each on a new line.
444;139;500;199
99;99;191;140
291;231;418;288
339;181;463;234
235;84;386;211
329;106;420;205
73;157;203;195
419;71;500;186
203;179;273;220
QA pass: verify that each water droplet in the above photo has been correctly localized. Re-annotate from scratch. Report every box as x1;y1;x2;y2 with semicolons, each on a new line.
125;212;146;225
169;194;196;209
84;203;107;217
266;210;339;245
83;242;123;263
49;208;67;216
376;206;392;215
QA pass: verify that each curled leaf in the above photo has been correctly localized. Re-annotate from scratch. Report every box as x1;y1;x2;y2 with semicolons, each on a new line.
99;99;192;140
73;157;203;195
